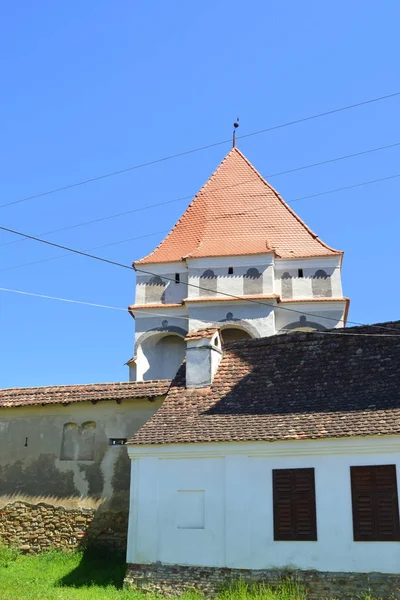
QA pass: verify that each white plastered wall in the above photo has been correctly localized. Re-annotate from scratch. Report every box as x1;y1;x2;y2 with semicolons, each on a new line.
133;312;188;381
134;266;188;306
275;257;343;300
187;301;276;338
274;301;347;332
127;436;400;573
186;255;275;299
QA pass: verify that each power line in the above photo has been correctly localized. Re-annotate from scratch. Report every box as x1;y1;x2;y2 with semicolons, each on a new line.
0;221;399;333
0;230;169;273
135;266;399;332
0;224;133;270
0;287;127;312
0;285;398;338
2;167;400;274
1;139;399;252
1;91;399;211
237;92;400;142
264;141;400;180
287;172;400;204
0;195;195;249
0;286;187;321
315;330;400;338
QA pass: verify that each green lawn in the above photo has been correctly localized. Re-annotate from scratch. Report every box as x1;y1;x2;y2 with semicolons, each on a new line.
0;545;306;600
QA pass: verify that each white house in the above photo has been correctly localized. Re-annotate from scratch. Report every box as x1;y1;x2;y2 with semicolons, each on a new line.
124;145;400;596
125;323;400;595
128;147;349;382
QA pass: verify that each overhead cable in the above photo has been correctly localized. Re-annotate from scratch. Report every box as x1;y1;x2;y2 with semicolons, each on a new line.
1;92;399;211
1;168;399;274
0;221;399;333
0;286;398;338
0;142;400;253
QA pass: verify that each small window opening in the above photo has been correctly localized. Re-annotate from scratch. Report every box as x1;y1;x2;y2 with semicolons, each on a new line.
228;267;234;275
298;269;304;278
109;438;127;446
175;273;180;284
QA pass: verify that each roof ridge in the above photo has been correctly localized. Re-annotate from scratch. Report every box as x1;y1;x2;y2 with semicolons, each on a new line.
221;319;400;351
134;146;342;265
233;148;342;256
134;151;239;266
0;380;171;393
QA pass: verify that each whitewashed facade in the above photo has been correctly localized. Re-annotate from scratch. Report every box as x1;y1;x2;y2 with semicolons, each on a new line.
130;250;346;381
127;436;400;573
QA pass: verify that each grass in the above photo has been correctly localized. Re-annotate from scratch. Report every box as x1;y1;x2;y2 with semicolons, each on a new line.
0;494;104;510
0;546;140;600
0;545;318;600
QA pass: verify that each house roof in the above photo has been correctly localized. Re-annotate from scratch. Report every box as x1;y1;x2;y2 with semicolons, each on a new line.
134;147;341;265
128;321;400;445
185;327;220;341
0;380;171;408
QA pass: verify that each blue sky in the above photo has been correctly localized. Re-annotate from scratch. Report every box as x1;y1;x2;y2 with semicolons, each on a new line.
0;1;399;388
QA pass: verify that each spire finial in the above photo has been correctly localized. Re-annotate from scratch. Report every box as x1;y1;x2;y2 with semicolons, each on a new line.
233;118;239;148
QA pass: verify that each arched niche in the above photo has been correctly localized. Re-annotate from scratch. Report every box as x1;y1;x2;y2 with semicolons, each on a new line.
281;315;327;333
140;332;186;380
244;267;262;295
78;421;96;461
60;422;79;461
312;269;332;298
221;327;253;345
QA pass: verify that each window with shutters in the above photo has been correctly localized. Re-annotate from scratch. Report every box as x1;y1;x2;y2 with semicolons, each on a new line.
273;468;317;541
351;465;400;541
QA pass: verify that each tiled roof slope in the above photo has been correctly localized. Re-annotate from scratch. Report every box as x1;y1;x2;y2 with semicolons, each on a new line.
135;147;341;264
0;381;171;408
129;321;400;445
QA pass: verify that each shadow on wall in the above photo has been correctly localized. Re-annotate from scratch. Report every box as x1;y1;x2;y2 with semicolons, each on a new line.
0;449;132;510
110;448;131;509
0;454;78;497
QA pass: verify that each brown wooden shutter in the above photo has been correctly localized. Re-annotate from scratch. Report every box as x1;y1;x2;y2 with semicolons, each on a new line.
351;465;400;541
273;468;317;541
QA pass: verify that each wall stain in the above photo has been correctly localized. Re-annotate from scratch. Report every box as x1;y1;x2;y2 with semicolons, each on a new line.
78;461;104;496
110;448;131;509
0;454;78;497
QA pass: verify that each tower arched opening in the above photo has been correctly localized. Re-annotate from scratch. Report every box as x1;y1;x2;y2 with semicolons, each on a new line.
220;326;253;346
138;332;185;381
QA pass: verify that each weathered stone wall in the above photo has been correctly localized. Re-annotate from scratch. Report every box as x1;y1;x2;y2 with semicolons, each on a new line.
125;564;400;599
0;501;128;554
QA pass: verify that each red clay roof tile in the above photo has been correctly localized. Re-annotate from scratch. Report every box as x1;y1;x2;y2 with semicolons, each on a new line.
135;148;341;265
0;381;171;408
185;327;220;341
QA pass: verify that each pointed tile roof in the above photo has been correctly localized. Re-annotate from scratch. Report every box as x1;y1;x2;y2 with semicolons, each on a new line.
135;147;341;265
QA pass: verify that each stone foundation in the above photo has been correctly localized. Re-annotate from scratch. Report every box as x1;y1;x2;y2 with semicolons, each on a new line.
125;564;400;599
0;501;128;553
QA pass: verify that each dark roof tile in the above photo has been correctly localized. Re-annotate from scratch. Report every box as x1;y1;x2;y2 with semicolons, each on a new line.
129;321;400;445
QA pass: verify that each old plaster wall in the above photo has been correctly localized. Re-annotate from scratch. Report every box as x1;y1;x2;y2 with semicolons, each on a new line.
0;397;163;506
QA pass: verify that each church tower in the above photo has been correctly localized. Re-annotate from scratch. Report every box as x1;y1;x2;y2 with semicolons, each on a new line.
128;147;348;381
